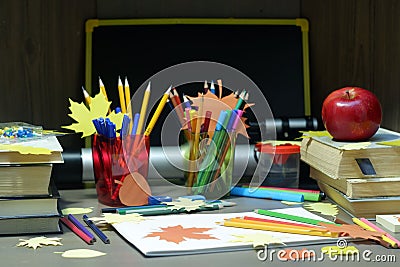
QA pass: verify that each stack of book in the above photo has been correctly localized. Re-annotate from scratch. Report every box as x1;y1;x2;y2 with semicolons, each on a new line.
300;128;400;218
0;136;64;235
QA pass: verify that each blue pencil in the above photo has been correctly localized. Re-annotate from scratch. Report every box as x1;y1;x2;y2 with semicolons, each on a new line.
67;214;96;242
83;215;110;244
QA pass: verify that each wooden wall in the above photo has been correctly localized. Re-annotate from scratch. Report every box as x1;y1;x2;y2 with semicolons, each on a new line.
1;0;399;149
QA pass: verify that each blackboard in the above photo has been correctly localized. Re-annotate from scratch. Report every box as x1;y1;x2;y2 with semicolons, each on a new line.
85;18;310;145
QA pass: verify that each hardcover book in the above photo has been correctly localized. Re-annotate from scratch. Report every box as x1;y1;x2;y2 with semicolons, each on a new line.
300;128;400;179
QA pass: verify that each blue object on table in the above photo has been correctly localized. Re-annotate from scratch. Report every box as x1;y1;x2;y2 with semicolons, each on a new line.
230;186;304;202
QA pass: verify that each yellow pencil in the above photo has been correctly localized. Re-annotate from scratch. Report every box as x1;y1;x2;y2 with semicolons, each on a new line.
99;77;111;114
81;86;91;106
124;77;133;133
352;218;398;248
223;219;337;238
144;86;171;136
137;81;151;135
118;76;126;113
217;79;223;99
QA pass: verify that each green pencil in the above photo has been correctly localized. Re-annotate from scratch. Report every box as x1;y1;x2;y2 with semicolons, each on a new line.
255;209;339;226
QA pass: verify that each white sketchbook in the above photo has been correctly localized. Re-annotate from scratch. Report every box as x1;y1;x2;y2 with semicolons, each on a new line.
112;207;345;256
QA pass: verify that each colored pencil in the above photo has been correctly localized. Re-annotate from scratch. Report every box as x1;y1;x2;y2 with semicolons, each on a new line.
117;76;126;113
99;77;111;114
352;218;398;248
83;215;110;244
359;218;400;247
144;86;171;136
82;86;91;106
255;209;338;226
222;218;338;237
67;214;96;242
136;81;151;135
217;79;223;99
60;217;94;245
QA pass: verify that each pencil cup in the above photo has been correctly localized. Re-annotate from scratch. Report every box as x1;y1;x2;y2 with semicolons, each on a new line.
180;130;236;199
92;134;150;206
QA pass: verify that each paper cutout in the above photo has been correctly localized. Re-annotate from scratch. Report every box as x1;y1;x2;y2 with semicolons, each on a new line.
340;142;371;150
117;172;152;206
299;130;332;139
90;213;146;224
304;203;338;217
278;248;316;260
187;91;253;139
17;236;62;249
163;197;207;211
61;207;93;215
62;92;124;137
57;249;106;258
377;139;400;147
319;223;384;241
321;245;359;256
0;144;52;155
230;233;284;248
145;225;218;244
281;201;303;206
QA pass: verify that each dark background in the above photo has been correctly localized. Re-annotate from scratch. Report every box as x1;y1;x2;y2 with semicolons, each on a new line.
1;0;399;150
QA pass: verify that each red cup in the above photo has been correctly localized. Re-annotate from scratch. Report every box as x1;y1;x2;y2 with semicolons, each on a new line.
92;134;150;206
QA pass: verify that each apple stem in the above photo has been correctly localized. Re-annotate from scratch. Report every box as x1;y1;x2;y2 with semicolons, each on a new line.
346;90;351;99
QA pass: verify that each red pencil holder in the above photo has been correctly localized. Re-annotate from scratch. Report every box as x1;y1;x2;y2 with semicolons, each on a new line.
92;134;150;206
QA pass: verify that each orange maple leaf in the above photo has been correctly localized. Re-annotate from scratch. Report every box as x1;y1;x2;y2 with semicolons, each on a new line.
145;225;218;244
319;223;384;241
187;91;253;139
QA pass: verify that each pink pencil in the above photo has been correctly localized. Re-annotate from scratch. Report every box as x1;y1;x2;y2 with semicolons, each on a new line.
360;218;400;247
60;217;94;245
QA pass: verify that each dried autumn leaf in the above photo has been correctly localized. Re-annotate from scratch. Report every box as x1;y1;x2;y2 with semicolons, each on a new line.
17;236;62;249
304;203;339;217
298;130;332;139
377;139;400;147
319;222;384;241
163;197;207;212
62;92;124;137
187;91;253;139
145;225;217;244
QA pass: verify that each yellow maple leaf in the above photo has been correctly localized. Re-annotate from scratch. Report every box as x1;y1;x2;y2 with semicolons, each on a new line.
377;139;400;147
298;130;332;139
62;92;124;137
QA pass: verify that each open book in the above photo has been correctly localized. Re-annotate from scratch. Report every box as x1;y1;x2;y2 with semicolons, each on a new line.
112;207;347;256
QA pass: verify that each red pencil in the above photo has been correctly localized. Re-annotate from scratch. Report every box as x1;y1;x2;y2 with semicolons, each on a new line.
60;217;94;245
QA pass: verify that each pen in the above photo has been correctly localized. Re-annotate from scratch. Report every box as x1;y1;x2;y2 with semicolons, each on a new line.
102;204;167;213
67;214;96;242
83;215;110;244
60;217;94;245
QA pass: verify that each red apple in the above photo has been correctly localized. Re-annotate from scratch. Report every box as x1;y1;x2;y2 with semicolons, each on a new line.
321;87;382;141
